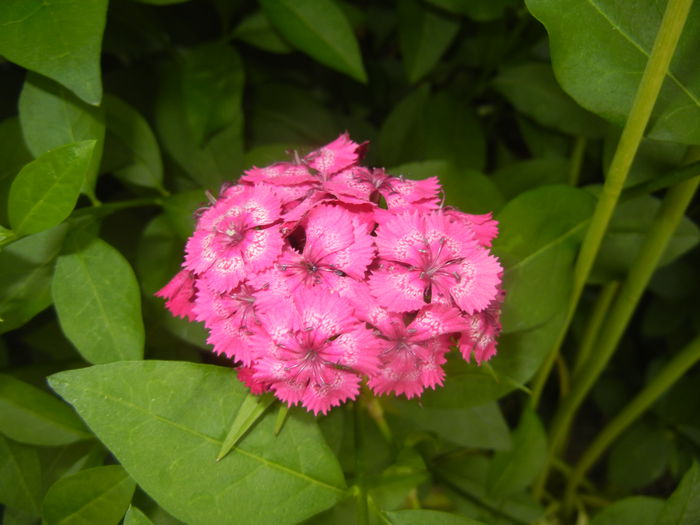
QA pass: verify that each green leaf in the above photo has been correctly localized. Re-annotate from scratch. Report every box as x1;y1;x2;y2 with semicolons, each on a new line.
0;373;90;447
180;44;245;147
398;0;460;83
486;408;547;496
589;496;664;525
161;190;207;240
0;434;42;515
42;465;136;525
385;509;486;525
590;195;700;284
494;63;607;138
0;118;32;225
102;95;164;192
525;0;700;144
8;141;95;236
426;0;516;21
48;361;346;525
155;49;244;189
232;11;293;54
607;418;669;491
654;462;700;525
378;86;430;167
390;400;511;450
217;393;275;460
0;224;68;334
392;161;504;214
124;506;154;525
260;0;367;83
493;185;596;332
19;74;105;199
0;0;108;105
52;236;145;364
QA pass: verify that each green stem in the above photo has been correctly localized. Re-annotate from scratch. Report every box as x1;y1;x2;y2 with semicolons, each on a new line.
529;0;694;411
568;137;587;186
546;173;700;491
573;281;620;375
565;332;700;510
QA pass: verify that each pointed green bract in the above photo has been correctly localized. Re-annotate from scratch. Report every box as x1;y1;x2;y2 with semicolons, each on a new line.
52;237;145;364
261;0;367;83
42;465;136;525
0;0;108;105
0;373;90;447
48;361;347;525
526;0;700;144
8;141;95;236
217;393;275;460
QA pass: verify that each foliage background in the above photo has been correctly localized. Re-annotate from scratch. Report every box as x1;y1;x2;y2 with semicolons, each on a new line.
0;0;699;524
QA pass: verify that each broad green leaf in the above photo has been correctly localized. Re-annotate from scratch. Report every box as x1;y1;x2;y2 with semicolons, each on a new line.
398;0;460;83
423;93;486;171
232;11;293;54
8;141;95;236
492;157;571;199
48;361;347;525
42;465;136;525
217;393;275;460
0;118;32;225
386;509;486;525
161;190;206;240
526;0;700;144
180;44;245;147
155;51;244;189
608;418;669;491
52;236;145;364
590;195;700;283
390;400;511;450
486;408;547;496
102;95;164;192
19;74;105;199
0;434;42;515
260;0;367;82
124;506;154;525
518;116;571;159
0;224;68;334
378;87;430;167
494;63;607;138
0;0;108;105
655;462;700;525
0;373;90;447
494;185;596;332
392;161;504;214
38;441;107;493
426;0;516;21
243;143;305;169
589;496;664;525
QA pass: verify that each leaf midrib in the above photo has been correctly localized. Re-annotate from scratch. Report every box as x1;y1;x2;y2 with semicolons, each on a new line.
54;379;346;495
586;0;700;108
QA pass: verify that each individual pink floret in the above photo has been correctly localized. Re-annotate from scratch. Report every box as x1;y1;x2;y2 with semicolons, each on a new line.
445;209;500;248
184;185;284;292
304;132;365;177
251;288;380;414
155;269;197;320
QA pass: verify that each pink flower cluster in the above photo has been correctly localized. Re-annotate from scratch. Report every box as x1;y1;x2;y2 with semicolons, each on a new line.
158;134;503;414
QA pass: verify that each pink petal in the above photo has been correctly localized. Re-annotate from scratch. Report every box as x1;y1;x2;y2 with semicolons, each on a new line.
449;249;502;314
155;270;197;320
305;133;362;176
369;264;426;313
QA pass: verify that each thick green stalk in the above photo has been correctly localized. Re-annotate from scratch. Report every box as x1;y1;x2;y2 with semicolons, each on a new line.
565;332;700;510
568;137;587;186
573;281;619;375
547;173;700;482
529;0;694;409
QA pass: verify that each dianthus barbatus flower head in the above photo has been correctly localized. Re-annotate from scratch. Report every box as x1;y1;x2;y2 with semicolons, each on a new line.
157;133;504;414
